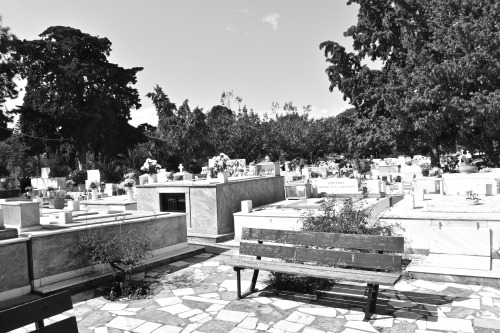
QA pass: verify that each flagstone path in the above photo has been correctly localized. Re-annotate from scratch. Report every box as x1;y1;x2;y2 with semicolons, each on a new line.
9;253;500;333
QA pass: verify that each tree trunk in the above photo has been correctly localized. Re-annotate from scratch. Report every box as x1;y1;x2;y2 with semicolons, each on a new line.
78;144;87;170
37;154;42;176
429;142;440;167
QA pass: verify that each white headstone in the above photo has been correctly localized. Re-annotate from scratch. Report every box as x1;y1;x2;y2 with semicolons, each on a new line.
41;167;50;179
157;171;168;183
365;180;382;194
179;164;184;173
87;170;100;183
139;174;148;185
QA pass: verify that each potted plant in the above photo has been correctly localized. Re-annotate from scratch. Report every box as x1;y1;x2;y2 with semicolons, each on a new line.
465;190;480;205
213;153;230;183
21;186;33;199
121;178;136;201
418;161;431;176
140;158;161;183
46;186;66;209
88;180;100;200
71;170;87;191
66;179;75;192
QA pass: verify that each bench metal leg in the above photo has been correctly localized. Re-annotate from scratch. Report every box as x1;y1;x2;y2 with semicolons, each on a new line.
364;284;374;321
370;284;379;313
238;269;260;299
235;268;242;299
35;320;44;329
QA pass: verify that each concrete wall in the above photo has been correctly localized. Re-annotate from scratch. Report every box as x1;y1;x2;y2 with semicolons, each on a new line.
0;238;30;300
30;213;187;281
215;177;285;235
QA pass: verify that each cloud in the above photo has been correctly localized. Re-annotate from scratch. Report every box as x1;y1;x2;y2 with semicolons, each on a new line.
262;13;280;30
236;8;249;14
226;26;237;33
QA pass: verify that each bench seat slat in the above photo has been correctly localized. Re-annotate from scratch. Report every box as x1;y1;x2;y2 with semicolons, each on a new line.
240;242;402;271
242;228;404;252
0;291;74;333
221;255;401;286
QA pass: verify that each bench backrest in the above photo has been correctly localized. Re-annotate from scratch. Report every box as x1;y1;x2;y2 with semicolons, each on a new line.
0;290;78;333
240;228;404;271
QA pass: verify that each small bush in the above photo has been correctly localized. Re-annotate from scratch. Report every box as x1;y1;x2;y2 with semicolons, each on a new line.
74;222;158;300
70;170;87;184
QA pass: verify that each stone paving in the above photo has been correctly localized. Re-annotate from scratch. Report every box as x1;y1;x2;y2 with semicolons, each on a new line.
9;253;500;333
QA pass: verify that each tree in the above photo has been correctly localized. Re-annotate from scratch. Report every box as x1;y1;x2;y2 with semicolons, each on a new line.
19;26;143;169
231;108;264;162
0;15;20;141
147;86;209;172
321;0;500;165
206;105;236;157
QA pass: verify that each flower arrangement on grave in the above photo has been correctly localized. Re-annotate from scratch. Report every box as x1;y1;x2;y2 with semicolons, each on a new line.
140;158;161;175
21;186;33;199
121;178;136;189
45;187;67;199
88;180;100;190
479;167;492;173
212;153;230;174
66;179;75;188
418;161;431;171
70;170;87;185
429;167;443;177
465;190;480;205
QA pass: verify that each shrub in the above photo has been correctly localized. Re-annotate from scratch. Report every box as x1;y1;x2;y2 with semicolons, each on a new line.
267;197;399;294
74;222;158;300
71;170;87;184
48;165;71;178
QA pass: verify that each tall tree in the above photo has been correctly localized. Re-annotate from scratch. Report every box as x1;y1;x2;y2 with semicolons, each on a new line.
206;105;236;156
0;15;20;140
19;26;143;169
147;86;209;172
321;0;500;165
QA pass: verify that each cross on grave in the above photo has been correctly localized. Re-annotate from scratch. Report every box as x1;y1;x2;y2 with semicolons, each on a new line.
179;164;184;173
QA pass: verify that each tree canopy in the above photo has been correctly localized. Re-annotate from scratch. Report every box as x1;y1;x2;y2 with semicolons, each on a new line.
321;0;500;166
17;26;144;169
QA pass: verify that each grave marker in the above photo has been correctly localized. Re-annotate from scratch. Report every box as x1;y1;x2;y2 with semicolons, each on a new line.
315;178;359;195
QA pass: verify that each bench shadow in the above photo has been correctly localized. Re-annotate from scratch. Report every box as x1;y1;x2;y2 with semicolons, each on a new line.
257;284;473;320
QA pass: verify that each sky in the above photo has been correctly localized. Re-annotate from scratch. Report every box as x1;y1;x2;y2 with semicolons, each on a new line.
1;0;361;126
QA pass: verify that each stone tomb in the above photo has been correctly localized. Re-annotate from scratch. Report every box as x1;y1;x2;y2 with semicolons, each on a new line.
2;201;41;231
443;172;499;196
136;176;285;243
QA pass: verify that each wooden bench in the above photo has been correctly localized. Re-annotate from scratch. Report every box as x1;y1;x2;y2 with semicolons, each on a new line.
0;290;78;333
221;228;404;321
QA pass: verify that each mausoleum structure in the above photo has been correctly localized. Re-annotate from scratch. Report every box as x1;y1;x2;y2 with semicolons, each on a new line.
136;176;285;243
